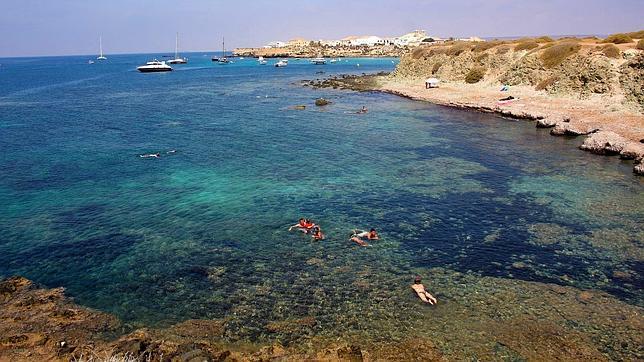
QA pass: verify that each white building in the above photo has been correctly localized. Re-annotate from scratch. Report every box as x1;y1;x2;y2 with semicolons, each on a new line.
393;30;429;47
352;36;384;46
265;41;287;48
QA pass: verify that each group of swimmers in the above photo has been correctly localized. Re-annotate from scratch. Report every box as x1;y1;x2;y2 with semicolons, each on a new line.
288;217;436;304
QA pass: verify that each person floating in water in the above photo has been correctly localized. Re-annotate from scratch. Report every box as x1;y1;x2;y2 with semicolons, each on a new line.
412;276;437;305
311;226;325;240
139;153;160;158
289;218;316;234
349;228;378;246
357;106;368;114
166;149;177;154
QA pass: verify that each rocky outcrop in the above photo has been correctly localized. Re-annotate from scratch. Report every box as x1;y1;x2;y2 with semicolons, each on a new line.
550;123;598;136
580;131;629;155
536;117;566;128
634;157;644;175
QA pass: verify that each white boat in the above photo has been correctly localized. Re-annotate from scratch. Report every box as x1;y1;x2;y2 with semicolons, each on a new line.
97;36;107;60
275;59;288;67
88;60;95;64
137;60;173;73
258;56;268;65
218;37;230;64
167;32;187;64
311;56;326;65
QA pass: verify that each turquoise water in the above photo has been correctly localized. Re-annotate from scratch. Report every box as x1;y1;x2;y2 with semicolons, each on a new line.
0;54;642;345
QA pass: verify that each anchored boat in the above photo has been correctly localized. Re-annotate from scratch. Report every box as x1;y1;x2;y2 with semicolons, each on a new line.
137;60;173;73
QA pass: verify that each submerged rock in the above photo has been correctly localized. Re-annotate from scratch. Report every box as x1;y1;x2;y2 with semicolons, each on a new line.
580;130;628;155
315;98;331;106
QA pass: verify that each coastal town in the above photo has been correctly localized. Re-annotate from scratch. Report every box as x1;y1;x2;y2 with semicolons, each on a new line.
234;30;483;57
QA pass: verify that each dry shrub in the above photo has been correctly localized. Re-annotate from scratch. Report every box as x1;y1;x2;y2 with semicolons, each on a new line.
637;39;644;50
412;46;429;59
476;53;489;62
535;76;558;91
447;42;474;56
473;41;504;52
625;30;644;39
515;41;539;51
602;33;633;44
496;46;512;54
541;42;581;68
465;67;486;83
432;62;442;74
535;36;554;43
601;44;621;58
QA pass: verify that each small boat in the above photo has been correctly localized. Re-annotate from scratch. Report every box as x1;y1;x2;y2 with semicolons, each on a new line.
218;37;230;64
329;59;337;63
137;60;173;73
97;36;107;60
258;56;268;65
167;32;187;64
275;59;288;67
88;60;95;64
311;56;326;65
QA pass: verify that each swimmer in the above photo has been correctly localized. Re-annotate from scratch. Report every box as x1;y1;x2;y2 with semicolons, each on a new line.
288;218;308;232
166;149;177;154
412;276;437;305
139;153;160;158
357;106;368;114
349;228;378;246
311;226;325;240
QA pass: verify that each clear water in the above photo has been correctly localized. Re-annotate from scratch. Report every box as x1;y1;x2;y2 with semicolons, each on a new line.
0;54;642;346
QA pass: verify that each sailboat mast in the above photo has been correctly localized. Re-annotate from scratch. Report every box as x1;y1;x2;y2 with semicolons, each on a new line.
222;37;225;57
99;36;103;57
175;32;179;59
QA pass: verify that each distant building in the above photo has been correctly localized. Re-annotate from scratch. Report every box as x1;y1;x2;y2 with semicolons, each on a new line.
287;38;309;47
458;36;485;42
265;41;287;48
352;36;384;46
320;39;342;47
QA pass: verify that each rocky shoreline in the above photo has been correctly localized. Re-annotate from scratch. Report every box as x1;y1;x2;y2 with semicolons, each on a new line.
307;74;644;176
2;272;643;361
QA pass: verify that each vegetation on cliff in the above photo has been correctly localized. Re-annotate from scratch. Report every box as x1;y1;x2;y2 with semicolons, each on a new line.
392;33;644;110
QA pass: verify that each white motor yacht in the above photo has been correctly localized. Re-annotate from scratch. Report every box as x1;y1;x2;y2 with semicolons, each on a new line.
137;60;173;73
275;59;288;67
311;56;326;65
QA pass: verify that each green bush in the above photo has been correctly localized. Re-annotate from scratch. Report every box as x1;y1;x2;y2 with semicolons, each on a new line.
432;62;443;74
447;42;474;56
540;42;581;69
626;30;644;39
637;39;644;50
473;41;504;52
465;67;486;83
515;41;539;51
535;76;558;91
602;33;633;44
535;36;554;43
601;44;620;58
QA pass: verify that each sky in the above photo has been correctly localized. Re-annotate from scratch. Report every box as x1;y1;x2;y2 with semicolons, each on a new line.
1;0;643;57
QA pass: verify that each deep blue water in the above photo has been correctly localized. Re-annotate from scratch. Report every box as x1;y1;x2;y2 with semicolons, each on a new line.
0;53;642;343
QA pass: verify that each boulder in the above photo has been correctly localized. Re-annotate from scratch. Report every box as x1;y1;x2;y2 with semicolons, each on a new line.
536;118;558;128
579;131;628;155
634;157;644;176
315;98;331;106
550;123;598;136
619;142;644;160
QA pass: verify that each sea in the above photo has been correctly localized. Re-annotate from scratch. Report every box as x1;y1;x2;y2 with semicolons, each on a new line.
0;53;642;352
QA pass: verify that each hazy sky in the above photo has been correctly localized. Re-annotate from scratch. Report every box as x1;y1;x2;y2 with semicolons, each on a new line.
1;0;643;57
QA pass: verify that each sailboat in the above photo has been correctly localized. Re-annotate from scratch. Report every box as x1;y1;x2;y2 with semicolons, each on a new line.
97;36;107;60
167;32;187;64
212;37;230;64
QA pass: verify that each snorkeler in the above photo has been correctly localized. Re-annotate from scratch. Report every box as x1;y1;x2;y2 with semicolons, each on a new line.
311;226;325;240
412;276;437;305
357;106;368;114
349;228;378;246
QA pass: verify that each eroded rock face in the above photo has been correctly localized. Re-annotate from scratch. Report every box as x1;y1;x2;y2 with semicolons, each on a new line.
0;277;119;361
580;130;628;155
634;157;644;175
536;118;559;128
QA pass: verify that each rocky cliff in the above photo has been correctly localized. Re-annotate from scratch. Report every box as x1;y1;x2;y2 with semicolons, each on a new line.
393;38;644;111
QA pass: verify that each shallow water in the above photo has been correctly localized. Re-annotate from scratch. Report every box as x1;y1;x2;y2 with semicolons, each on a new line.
0;54;642;346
